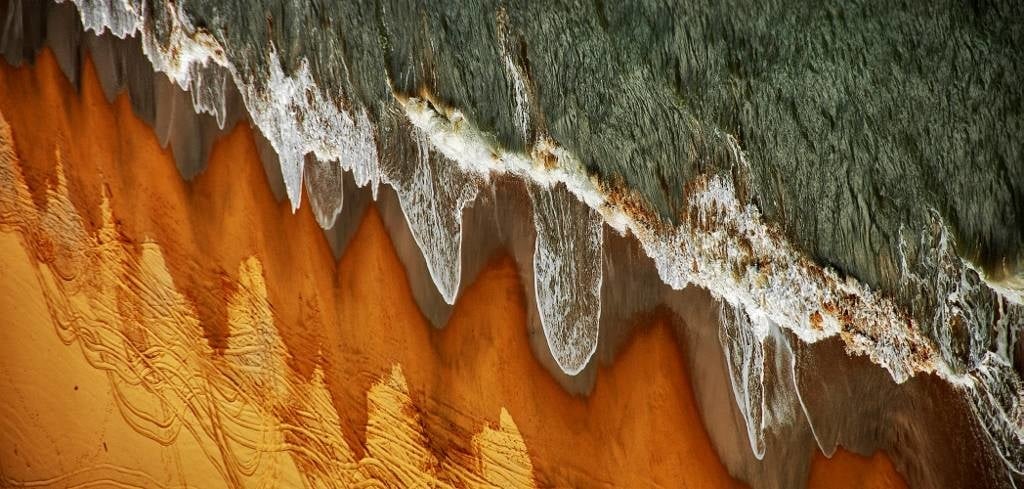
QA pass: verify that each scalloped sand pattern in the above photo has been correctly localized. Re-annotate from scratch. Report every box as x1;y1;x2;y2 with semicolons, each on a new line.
0;47;912;489
0;120;534;488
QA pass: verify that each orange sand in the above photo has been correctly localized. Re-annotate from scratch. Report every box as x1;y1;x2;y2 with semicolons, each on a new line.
0;48;906;488
809;450;908;489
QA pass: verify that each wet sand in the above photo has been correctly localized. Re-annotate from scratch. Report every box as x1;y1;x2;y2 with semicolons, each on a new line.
0;48;904;488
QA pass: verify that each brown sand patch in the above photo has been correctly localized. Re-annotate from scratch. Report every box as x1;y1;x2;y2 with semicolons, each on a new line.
809;449;908;489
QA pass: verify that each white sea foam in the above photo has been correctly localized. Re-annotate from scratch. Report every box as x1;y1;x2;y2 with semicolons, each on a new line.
66;0;380;211
529;181;603;375
67;0;231;125
385;126;481;304
719;304;769;459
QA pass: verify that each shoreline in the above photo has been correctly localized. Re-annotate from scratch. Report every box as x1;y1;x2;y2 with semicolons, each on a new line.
0;47;910;487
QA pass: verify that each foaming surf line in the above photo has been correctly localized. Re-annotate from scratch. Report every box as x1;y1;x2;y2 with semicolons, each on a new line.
29;0;1024;475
